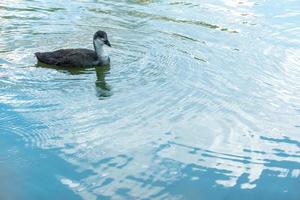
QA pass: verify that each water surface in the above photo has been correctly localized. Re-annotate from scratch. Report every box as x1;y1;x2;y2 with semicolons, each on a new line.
1;0;300;199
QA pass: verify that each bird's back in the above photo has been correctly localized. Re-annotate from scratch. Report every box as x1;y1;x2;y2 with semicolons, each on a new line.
35;48;97;67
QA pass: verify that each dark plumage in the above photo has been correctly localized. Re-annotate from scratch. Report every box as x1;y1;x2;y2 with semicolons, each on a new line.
35;48;97;67
35;30;111;68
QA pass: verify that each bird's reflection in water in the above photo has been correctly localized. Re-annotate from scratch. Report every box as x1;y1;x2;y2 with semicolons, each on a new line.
35;62;95;75
35;62;112;99
95;65;112;99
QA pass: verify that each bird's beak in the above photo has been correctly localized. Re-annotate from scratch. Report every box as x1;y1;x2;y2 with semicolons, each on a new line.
104;40;111;47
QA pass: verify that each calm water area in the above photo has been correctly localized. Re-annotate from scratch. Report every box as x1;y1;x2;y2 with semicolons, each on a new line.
0;0;300;199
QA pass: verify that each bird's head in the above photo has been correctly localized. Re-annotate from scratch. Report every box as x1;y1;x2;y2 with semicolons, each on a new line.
93;30;111;47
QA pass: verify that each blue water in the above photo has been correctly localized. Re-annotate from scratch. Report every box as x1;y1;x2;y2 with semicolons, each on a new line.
1;0;300;199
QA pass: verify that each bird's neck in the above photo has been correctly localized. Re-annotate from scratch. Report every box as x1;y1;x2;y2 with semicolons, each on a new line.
93;40;108;62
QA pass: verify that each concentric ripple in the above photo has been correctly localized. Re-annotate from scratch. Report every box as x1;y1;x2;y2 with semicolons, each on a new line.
1;0;300;199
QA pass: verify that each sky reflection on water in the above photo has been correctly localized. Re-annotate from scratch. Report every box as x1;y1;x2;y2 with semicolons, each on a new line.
0;0;300;199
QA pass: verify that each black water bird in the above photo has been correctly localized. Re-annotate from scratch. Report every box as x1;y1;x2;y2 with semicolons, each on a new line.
35;30;111;67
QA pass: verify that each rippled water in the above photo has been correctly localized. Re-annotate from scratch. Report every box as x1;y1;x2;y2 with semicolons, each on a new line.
1;0;300;199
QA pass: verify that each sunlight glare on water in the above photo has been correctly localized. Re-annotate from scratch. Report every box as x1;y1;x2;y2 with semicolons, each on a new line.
0;0;300;199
